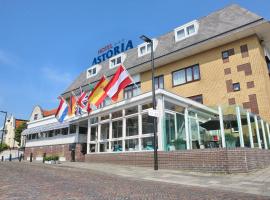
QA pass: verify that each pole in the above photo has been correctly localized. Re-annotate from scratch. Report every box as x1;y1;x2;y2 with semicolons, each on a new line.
150;41;158;170
0;111;7;148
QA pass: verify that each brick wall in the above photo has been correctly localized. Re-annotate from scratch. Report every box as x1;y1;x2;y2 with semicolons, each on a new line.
24;143;85;162
85;148;270;173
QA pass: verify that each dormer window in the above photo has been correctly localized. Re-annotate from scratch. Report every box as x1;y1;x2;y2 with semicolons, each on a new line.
87;64;101;79
109;53;126;69
137;39;158;57
174;20;199;42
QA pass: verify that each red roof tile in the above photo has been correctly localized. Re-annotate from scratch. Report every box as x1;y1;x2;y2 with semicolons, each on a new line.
43;108;57;117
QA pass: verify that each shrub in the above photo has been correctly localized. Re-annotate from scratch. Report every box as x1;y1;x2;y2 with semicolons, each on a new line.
0;143;9;152
44;155;59;161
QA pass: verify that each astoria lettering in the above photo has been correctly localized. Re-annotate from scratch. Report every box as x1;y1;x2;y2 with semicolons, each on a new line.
92;40;133;65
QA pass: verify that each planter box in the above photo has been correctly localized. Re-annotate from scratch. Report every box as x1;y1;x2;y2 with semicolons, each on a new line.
44;160;60;164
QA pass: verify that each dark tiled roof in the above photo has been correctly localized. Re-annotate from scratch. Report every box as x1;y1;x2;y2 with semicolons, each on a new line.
63;4;263;95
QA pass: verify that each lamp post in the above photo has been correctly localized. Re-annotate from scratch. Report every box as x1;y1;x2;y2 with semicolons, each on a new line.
139;35;158;170
0;111;7;148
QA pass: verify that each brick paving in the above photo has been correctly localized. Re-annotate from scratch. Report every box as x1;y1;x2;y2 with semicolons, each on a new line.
0;162;268;200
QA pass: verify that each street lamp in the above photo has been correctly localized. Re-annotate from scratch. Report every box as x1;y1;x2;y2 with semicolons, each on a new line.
139;35;158;170
0;111;7;148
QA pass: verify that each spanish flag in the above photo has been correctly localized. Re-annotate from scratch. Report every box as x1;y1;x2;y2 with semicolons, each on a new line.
88;76;109;107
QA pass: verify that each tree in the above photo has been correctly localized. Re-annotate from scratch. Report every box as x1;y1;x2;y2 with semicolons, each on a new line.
15;122;27;146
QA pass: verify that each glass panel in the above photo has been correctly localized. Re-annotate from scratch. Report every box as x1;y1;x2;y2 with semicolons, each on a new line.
90;117;98;124
111;140;122;152
125;106;138;116
62;127;68;135
174;113;186;150
112;120;122;138
189;117;201;149
99;142;109;152
101;114;109;121
146;43;151;53
126;116;139;136
110;59;116;68
116;56;121;64
79;127;87;134
186;25;195;35
142;114;154;134
193;65;200;80
142;137;154;150
250;115;258;147
142;102;153;110
164;101;185;113
55;129;60;136
173;69;185;85
140;46;146;55
90;126;97;141
69;125;77;134
125;138;139;151
186;67;192;82
112;110;122;119
177;29;185;39
89;144;96;153
100;123;109;140
165;112;176;151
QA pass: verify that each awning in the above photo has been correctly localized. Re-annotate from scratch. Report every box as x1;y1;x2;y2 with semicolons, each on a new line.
22;121;70;135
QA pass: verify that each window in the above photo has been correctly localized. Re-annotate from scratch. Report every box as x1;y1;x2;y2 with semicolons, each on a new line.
172;64;200;86
123;82;141;99
154;75;164;89
222;49;234;61
126;116;139;136
62;127;68;135
137;39;158;57
125;138;139;151
142;137;154;150
142;114;154;134
99;97;111;108
69;125;77;134
100;123;109;140
112;120;122;138
33;114;38;120
48;130;54;137
125;106;138;116
142;102;153;110
240;44;249;58
90;117;98;124
109;53;126;68
79;127;87;134
90;126;97;141
55;129;61;136
174;20;199;42
111;140;122;152
233;83;240;91
188;94;203;104
87;65;100;79
100;114;109;121
112;110;122;119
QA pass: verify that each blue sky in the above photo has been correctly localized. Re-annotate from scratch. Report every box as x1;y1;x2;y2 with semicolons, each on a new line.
0;0;269;125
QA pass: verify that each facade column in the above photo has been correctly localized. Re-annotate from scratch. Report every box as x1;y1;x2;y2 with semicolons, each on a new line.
218;106;226;148
184;108;190;150
246;112;254;148
87;118;91;154
75;123;80;143
156;96;164;150
236;106;244;147
138;105;142;151
260;120;268;149
195;113;201;146
266;123;270;147
97;117;101;152
109;113;112;152
254;115;262;149
122;109;126;152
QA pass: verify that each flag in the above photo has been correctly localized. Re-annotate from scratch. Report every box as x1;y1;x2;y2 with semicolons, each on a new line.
68;95;77;116
55;97;69;123
77;84;94;110
104;65;132;101
88;76;109;107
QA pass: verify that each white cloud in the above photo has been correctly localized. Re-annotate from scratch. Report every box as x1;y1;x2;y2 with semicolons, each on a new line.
0;49;18;67
41;66;72;85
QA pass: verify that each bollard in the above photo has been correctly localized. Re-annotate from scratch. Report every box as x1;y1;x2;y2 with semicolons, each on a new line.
43;153;46;163
19;154;22;162
9;154;12;162
1;156;3;162
30;153;33;162
71;149;75;162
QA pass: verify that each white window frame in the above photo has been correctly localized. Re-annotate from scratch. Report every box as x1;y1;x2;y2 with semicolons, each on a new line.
174;20;199;42
109;53;126;69
86;64;101;79
137;39;158;57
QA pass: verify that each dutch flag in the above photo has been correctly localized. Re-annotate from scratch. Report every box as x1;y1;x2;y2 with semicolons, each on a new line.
55;97;69;123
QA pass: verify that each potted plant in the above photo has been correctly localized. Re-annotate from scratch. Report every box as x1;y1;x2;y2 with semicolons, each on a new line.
173;138;186;150
44;155;59;164
225;133;237;148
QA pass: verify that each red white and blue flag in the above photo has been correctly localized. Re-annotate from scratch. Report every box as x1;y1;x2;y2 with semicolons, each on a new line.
55;97;69;123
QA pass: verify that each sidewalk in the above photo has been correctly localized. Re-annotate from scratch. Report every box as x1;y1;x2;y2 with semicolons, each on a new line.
54;161;270;197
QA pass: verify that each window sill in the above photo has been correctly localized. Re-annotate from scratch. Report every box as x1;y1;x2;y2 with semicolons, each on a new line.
172;79;201;88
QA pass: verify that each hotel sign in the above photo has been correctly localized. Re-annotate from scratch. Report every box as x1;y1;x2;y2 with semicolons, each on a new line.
92;39;133;65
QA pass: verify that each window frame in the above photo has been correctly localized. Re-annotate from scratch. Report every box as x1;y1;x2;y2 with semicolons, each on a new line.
137;39;158;57
123;82;141;99
174;20;199;42
233;82;240;92
172;64;200;87
109;53;126;69
154;75;164;89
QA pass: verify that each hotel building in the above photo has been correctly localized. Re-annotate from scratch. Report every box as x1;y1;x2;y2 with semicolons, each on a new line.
22;4;270;172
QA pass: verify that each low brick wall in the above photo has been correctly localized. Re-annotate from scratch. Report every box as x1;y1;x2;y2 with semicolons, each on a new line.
85;148;270;173
24;143;85;162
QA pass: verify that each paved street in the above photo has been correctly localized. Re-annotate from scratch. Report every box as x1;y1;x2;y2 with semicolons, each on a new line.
0;162;269;200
